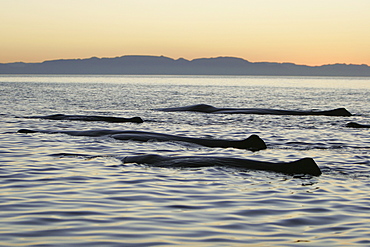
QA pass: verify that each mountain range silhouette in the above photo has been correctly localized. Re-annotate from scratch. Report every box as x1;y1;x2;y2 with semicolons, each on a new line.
1;55;370;76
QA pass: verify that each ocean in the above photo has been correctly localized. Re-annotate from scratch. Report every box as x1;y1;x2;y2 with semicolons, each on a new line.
1;75;369;246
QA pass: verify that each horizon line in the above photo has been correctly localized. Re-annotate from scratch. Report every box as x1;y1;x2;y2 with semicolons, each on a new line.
2;55;369;67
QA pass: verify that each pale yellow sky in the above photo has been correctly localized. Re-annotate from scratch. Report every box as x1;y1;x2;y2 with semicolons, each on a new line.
1;0;369;65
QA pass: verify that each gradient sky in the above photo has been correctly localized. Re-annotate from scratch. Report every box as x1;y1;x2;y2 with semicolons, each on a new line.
1;0;369;65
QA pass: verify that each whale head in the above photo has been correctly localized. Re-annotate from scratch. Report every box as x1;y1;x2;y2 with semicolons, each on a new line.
283;158;322;176
237;134;267;151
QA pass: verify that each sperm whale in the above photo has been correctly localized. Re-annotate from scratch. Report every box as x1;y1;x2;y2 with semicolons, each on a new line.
26;114;143;123
346;122;370;128
156;104;352;116
123;154;322;176
18;129;267;151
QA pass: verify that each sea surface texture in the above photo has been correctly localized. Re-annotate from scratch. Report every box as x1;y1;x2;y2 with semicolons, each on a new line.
1;75;369;246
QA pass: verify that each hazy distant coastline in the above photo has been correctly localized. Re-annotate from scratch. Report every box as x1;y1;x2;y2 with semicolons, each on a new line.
1;55;370;77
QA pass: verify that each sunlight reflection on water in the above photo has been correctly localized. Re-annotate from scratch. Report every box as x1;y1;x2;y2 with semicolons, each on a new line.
0;75;369;246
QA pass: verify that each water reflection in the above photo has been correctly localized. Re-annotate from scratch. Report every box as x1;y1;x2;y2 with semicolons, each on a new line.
0;75;369;246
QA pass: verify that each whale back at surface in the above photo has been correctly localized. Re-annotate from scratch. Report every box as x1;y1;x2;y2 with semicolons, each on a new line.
123;154;322;176
17;129;267;151
156;104;352;116
156;104;219;113
346;122;370;128
27;114;144;123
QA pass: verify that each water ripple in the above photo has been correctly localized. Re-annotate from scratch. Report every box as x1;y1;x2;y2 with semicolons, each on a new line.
1;76;370;246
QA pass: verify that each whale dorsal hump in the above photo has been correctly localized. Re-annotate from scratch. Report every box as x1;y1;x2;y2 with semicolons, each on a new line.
328;108;352;116
185;104;218;113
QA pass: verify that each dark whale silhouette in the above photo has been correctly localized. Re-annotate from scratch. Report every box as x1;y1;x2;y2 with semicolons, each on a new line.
345;122;370;128
156;104;352;116
123;154;322;176
26;114;143;123
18;129;267;151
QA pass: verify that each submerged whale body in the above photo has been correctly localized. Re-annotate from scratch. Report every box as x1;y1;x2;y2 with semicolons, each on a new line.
123;154;322;176
156;104;352;116
27;114;144;123
17;129;267;151
346;122;370;128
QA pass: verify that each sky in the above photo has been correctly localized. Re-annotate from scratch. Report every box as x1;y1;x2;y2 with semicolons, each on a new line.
1;0;370;66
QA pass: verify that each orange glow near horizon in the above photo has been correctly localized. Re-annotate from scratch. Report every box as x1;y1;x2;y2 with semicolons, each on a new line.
1;0;370;66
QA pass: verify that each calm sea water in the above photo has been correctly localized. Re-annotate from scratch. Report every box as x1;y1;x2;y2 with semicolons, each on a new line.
1;75;369;246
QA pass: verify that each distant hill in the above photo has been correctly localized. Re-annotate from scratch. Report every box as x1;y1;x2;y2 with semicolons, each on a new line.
1;55;370;76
